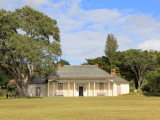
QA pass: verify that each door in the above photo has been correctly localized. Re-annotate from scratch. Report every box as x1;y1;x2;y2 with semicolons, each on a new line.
99;83;104;96
79;87;83;96
58;83;63;93
117;84;121;95
36;87;41;97
99;83;104;92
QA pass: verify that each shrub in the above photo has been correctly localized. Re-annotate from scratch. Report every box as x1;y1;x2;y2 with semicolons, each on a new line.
0;90;2;96
137;89;142;94
130;80;135;88
6;81;17;93
142;83;150;92
130;87;135;92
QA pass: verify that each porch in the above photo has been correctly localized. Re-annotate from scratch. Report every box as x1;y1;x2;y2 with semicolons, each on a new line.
48;82;116;97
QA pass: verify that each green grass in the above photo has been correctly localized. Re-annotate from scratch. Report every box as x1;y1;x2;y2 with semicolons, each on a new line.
1;97;160;120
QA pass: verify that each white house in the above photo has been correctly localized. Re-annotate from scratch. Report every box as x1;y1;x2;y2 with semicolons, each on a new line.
28;64;130;97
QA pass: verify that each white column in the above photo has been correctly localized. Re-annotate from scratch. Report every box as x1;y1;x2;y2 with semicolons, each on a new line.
113;82;115;96
88;83;90;96
48;81;49;97
68;83;70;97
108;82;110;96
53;83;55;96
74;83;75;97
94;83;95;96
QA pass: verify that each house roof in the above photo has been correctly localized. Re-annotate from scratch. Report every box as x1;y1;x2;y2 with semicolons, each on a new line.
46;65;115;78
30;65;129;84
30;75;47;84
113;75;130;83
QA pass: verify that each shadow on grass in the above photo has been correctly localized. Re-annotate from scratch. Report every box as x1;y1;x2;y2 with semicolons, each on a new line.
25;97;44;99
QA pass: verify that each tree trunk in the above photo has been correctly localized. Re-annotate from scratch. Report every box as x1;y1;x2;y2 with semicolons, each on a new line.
17;83;30;98
22;85;30;97
17;85;23;98
138;81;141;89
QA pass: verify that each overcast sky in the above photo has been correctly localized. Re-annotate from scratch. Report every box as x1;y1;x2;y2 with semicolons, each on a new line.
1;0;160;65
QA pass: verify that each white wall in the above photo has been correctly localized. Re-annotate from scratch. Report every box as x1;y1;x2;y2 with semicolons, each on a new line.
114;83;129;96
121;83;129;94
28;84;48;97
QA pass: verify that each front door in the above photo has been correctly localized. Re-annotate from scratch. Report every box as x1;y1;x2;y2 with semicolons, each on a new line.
36;87;41;97
99;83;104;92
79;86;83;96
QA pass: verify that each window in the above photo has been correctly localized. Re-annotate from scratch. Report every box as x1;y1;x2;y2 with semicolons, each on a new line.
77;84;79;92
58;83;63;86
117;84;120;86
99;83;104;85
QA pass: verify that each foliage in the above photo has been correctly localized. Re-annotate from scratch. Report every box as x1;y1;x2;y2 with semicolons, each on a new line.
123;49;156;89
136;89;142;94
129;80;135;88
130;80;136;92
57;59;70;67
0;6;62;97
81;56;111;73
0;90;3;96
0;67;12;88
146;71;160;94
104;33;119;65
142;83;150;93
143;92;160;96
6;81;17;93
130;87;135;92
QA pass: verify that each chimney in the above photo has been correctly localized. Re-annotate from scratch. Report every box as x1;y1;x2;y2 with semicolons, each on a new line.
58;63;61;69
95;63;98;68
111;69;116;75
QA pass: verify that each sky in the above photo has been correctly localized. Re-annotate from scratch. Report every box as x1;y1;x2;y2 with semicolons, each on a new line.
1;0;160;65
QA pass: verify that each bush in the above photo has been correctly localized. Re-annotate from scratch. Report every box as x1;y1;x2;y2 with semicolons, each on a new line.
137;89;142;94
130;87;135;92
6;81;17;93
0;90;3;96
142;83;150;92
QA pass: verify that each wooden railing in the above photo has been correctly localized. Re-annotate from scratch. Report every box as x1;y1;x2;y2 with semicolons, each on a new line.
55;92;64;96
97;92;106;96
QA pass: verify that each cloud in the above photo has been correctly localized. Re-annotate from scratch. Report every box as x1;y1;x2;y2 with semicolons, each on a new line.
86;24;105;31
138;39;160;51
0;0;50;11
1;0;160;65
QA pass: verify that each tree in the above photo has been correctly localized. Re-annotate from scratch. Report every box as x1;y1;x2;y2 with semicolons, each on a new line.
146;71;160;94
57;59;70;67
104;33;119;67
0;6;62;97
123;49;155;89
81;56;112;74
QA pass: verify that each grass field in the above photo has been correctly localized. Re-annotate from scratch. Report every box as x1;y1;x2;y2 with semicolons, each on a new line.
0;97;160;120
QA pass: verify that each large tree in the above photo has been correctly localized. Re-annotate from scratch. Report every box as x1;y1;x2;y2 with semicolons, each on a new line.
123;49;156;89
0;6;62;97
104;33;119;67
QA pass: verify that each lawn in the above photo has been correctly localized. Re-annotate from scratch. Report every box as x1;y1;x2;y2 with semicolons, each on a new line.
0;97;160;120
